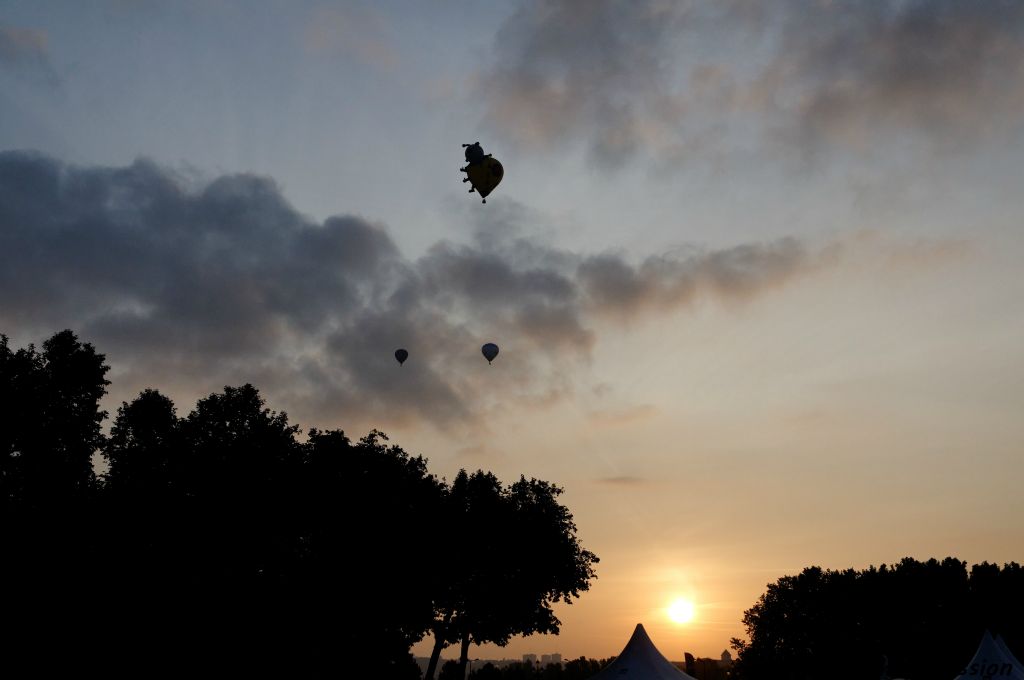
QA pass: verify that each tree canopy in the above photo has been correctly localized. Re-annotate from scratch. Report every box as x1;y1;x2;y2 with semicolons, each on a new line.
731;557;1024;680
1;329;108;508
422;470;599;680
1;330;598;679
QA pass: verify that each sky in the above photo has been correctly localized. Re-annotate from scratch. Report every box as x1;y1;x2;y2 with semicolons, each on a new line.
3;0;1024;663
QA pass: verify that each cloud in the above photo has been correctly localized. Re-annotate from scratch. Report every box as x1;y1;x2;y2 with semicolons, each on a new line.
304;6;399;71
766;0;1024;152
0;151;825;430
578;237;817;318
0;24;48;64
596;475;646;486
587;404;658;427
473;0;1024;167
476;0;690;168
0;23;58;85
839;229;972;277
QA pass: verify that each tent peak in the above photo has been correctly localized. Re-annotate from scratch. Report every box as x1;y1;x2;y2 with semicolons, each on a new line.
587;623;696;680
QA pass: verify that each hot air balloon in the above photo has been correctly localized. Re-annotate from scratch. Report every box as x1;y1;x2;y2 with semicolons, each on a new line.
460;142;503;204
394;348;408;366
481;343;499;364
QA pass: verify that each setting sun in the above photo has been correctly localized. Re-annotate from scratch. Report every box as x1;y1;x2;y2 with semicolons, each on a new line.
667;598;696;625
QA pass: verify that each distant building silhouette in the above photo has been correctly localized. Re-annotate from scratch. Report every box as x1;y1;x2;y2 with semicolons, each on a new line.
678;650;733;680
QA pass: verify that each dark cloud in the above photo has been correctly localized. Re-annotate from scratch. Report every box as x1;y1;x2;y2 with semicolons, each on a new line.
474;0;1024;167
0;151;823;429
579;238;810;317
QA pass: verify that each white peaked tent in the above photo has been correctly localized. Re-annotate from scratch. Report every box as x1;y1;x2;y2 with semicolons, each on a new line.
587;623;698;680
953;631;1024;680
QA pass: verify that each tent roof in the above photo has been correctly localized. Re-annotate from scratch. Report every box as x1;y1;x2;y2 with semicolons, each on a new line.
953;631;1024;680
588;623;697;680
996;635;1024;671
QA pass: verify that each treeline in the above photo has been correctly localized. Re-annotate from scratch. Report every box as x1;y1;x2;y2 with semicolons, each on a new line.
0;331;597;679
460;658;609;679
731;557;1024;680
454;657;720;679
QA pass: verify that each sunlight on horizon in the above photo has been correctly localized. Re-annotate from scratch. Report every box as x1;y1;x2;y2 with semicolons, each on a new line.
667;597;697;625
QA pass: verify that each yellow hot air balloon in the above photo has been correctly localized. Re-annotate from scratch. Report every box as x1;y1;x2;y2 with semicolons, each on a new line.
460;142;504;204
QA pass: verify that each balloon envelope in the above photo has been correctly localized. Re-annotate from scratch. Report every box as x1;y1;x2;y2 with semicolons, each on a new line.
481;343;499;364
465;157;504;198
394;348;408;365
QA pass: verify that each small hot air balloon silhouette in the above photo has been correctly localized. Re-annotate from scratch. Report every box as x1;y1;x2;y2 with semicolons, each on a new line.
394;348;408;366
460;142;503;204
481;343;499;364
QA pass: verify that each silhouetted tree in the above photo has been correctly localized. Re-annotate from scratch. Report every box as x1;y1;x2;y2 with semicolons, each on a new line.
471;661;504;679
93;388;192;673
681;654;730;680
731;557;1024;680
562;656;606;679
1;331;600;679
1;330;108;507
424;472;599;679
96;388;437;678
1;331;110;675
440;658;467;680
463;656;612;680
494;661;537;679
969;561;1024;649
180;383;303;576
103;388;180;498
301;428;444;678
